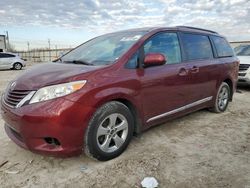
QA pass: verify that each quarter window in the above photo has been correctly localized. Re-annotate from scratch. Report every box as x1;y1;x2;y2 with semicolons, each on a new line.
181;33;213;61
143;33;181;64
211;36;235;57
126;51;139;69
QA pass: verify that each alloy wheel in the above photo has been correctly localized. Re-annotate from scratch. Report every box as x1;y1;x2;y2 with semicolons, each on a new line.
218;86;229;110
14;63;22;70
96;113;128;153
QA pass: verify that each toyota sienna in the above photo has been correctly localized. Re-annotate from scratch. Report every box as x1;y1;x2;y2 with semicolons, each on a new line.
1;26;239;161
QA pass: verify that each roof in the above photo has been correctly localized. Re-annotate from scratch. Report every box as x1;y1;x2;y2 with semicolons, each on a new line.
112;26;220;36
230;41;250;44
175;26;218;34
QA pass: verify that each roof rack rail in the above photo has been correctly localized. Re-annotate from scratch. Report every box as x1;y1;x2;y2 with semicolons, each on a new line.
177;26;218;34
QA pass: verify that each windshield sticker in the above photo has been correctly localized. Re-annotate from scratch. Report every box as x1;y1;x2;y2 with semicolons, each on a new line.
120;35;142;42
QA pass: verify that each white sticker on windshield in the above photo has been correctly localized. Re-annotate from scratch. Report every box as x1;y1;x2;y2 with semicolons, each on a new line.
120;35;142;42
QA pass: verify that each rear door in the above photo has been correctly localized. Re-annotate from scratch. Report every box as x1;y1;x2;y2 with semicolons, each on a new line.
210;35;238;91
179;33;219;104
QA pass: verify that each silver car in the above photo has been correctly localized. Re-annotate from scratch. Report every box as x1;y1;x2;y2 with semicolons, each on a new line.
0;52;26;70
236;45;250;85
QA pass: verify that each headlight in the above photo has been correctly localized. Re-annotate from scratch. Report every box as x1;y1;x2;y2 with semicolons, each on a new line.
29;80;87;104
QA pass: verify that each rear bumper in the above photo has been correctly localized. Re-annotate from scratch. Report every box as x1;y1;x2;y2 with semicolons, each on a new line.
1;96;95;157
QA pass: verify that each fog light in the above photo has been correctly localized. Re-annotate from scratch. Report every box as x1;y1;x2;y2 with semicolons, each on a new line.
44;137;61;146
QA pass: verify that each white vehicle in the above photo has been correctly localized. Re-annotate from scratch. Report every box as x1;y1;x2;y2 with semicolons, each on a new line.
0;52;26;70
236;45;250;85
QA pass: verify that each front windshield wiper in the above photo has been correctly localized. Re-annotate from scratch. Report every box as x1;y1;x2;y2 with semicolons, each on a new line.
52;57;62;62
63;60;94;66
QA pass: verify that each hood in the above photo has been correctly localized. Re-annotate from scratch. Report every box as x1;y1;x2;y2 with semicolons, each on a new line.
12;62;104;90
238;56;250;65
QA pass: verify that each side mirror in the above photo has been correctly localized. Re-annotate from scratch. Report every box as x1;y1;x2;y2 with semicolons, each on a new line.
144;53;166;67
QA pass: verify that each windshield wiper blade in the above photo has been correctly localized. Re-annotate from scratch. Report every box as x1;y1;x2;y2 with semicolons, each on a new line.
64;60;94;66
52;57;62;62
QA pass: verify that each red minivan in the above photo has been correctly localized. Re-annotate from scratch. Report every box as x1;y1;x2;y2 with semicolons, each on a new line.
1;26;239;160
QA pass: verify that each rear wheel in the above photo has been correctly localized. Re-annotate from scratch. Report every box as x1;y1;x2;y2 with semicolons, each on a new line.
84;101;134;161
13;63;22;70
210;82;230;113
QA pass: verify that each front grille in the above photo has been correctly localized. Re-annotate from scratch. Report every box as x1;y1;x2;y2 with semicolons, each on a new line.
239;64;250;71
4;90;30;108
238;79;246;82
239;72;246;77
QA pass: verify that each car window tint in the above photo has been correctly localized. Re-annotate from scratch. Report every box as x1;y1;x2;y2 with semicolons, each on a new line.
236;45;250;56
7;54;15;58
1;53;15;58
181;33;213;61
211;36;234;57
144;32;181;64
0;53;8;58
240;46;250;56
2;53;8;58
125;51;139;69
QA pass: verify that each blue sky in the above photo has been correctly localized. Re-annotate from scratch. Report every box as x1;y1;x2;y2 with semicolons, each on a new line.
0;0;249;50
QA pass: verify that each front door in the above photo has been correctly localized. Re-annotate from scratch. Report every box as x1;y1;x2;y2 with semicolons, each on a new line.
140;32;194;125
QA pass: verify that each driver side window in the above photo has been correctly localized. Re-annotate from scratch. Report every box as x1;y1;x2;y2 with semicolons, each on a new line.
144;32;181;64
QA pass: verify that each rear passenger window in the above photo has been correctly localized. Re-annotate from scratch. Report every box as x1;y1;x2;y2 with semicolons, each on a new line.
143;32;181;64
7;54;15;58
181;33;213;61
0;53;15;58
211;36;234;57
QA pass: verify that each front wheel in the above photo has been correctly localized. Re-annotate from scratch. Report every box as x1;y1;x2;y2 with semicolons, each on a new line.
84;101;134;161
210;82;230;113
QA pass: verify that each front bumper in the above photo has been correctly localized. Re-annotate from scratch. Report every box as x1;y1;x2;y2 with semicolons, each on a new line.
1;96;95;157
238;71;250;85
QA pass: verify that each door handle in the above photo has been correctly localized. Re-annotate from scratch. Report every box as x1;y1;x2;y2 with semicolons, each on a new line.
190;66;199;73
178;67;188;76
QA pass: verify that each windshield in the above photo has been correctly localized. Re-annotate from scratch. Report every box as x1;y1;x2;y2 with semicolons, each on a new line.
60;31;146;66
235;45;250;56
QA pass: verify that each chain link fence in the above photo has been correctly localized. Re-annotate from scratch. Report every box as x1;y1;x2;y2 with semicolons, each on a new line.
16;48;72;62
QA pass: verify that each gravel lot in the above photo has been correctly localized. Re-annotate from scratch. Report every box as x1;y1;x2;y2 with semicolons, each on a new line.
0;65;249;188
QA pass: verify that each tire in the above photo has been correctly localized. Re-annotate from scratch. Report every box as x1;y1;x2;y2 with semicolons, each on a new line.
13;63;22;70
210;82;230;113
84;101;134;161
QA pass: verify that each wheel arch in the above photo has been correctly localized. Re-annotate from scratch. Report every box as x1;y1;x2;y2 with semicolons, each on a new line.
12;62;22;65
12;62;22;68
223;78;233;101
114;98;142;135
89;86;144;135
91;93;143;135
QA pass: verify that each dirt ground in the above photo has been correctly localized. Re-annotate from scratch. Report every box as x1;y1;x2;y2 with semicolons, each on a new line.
0;65;249;188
